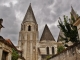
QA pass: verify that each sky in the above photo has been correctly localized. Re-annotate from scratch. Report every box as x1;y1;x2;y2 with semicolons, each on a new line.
0;0;80;45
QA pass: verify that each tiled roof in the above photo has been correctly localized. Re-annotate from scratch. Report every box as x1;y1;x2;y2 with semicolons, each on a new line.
5;39;17;50
0;36;12;48
6;39;12;45
0;36;18;51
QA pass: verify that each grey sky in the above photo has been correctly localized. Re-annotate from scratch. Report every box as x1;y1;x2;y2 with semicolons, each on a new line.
0;0;80;45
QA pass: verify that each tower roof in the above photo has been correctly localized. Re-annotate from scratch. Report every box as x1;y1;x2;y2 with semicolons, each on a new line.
40;24;55;41
71;6;75;13
22;3;37;24
71;6;78;20
57;30;65;42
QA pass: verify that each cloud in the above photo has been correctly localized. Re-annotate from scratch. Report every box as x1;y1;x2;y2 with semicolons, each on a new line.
0;4;19;45
0;0;80;45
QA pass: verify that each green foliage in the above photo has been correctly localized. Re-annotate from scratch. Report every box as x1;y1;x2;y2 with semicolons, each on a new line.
58;14;79;44
46;55;51;60
57;46;65;53
12;49;19;60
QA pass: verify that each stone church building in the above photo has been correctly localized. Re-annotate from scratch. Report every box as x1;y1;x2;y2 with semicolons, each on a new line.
18;4;58;60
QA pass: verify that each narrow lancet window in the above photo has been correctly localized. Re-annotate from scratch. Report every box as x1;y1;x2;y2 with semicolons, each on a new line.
28;25;31;31
46;47;49;55
52;47;54;54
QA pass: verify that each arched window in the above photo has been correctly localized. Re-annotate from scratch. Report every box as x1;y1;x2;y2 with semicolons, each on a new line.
28;25;31;31
52;47;54;54
46;47;49;55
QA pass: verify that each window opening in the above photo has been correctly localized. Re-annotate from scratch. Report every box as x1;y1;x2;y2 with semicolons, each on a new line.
52;47;54;54
28;25;31;31
46;47;49;55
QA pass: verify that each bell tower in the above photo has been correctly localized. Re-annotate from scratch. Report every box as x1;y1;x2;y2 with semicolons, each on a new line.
18;3;38;60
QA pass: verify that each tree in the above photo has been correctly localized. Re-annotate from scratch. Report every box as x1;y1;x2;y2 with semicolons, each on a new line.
12;49;19;60
46;55;51;60
57;46;65;53
58;14;79;46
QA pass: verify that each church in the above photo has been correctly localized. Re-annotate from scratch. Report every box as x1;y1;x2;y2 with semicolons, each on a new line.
18;3;60;60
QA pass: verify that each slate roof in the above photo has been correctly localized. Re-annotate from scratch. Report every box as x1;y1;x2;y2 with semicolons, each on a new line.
57;30;65;42
40;24;55;41
22;3;37;24
71;6;76;14
70;6;78;20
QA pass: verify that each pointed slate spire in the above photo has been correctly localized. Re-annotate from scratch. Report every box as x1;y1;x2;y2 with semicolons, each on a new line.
71;6;78;20
57;30;65;42
71;6;75;13
40;24;55;41
22;3;37;24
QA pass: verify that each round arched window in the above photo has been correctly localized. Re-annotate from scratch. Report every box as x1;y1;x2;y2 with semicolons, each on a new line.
28;25;31;31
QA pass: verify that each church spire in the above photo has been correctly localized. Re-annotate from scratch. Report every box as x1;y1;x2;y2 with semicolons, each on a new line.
57;30;65;42
22;3;37;24
71;6;78;20
71;6;75;13
40;24;55;41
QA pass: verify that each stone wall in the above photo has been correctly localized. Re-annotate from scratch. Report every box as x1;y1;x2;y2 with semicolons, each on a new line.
48;43;80;60
0;38;12;60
